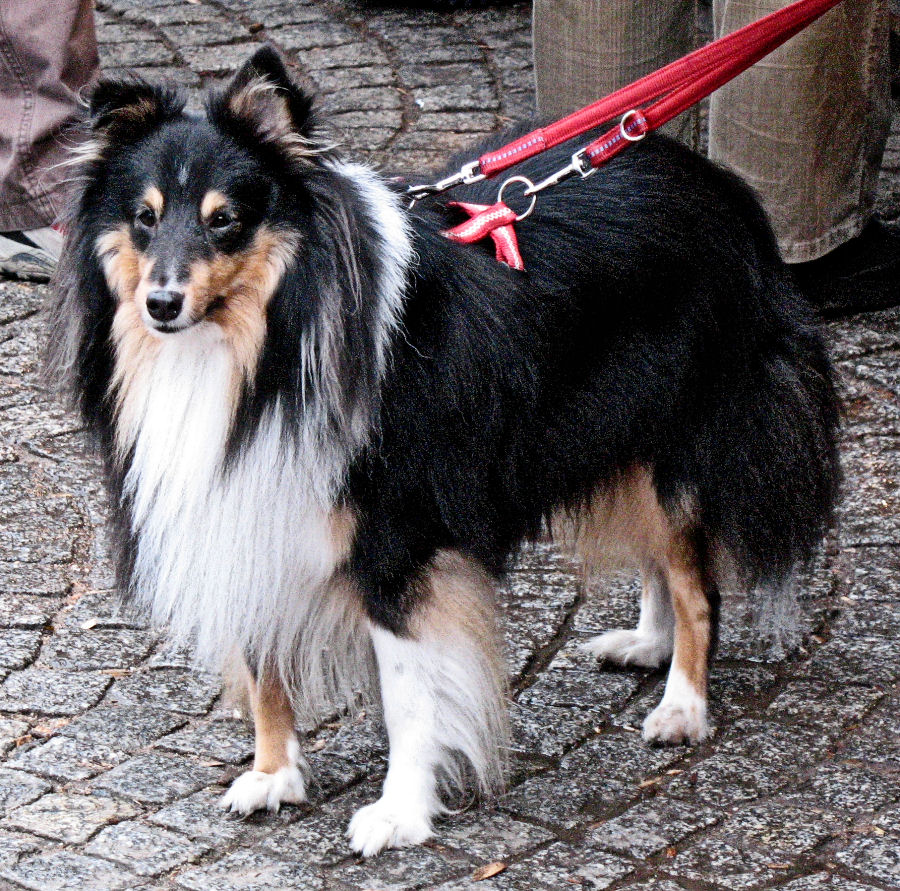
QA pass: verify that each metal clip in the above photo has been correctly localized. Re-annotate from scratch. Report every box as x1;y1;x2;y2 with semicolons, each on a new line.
407;160;486;206
524;148;596;197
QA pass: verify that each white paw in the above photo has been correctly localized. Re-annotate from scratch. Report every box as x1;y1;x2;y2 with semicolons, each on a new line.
221;764;307;815
642;701;711;745
347;798;433;857
583;629;672;669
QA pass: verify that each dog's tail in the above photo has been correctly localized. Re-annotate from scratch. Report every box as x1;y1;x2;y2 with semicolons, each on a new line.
678;272;841;593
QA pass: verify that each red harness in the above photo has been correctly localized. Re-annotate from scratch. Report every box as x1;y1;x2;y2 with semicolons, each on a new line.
408;0;847;270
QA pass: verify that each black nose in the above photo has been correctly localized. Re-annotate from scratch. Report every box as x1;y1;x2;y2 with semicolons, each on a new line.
146;289;184;323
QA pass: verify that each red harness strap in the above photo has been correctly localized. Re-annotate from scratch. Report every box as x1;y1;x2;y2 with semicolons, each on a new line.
437;0;847;269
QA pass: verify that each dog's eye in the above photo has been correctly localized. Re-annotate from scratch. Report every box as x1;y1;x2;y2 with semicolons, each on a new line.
135;206;157;229
208;210;235;231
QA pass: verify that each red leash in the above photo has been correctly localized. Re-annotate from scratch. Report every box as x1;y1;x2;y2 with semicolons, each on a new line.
409;0;847;269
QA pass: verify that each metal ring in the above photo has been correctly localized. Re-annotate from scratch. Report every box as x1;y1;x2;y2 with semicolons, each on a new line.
620;109;646;142
498;175;537;221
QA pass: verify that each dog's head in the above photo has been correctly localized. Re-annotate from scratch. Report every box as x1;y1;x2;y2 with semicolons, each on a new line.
81;47;317;337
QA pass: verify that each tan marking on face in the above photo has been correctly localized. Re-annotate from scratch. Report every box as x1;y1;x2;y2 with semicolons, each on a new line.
141;185;164;219
200;190;229;221
183;225;298;381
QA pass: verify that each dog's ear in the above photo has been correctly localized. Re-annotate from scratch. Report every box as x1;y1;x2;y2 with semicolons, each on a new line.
88;78;183;143
214;46;318;160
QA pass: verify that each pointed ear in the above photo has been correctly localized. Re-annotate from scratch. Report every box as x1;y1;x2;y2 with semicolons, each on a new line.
214;46;318;160
88;78;183;142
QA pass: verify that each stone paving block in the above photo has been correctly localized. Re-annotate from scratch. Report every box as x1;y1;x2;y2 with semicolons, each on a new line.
0;828;44;868
149;786;295;845
665;720;835;809
501;733;683;829
0;717;28;754
436;808;554;864
136;4;223;26
833;835;900;886
324;86;402;116
0;562;69;597
414;83;499;113
800;634;900;686
0;629;41;671
161;23;247;46
0;668;111;716
297;43;391;71
588;796;720;859
1;791;137;844
718;795;846;854
313;65;397;92
443;842;635;891
0;592;63;628
59;703;187;750
268;22;355;52
7;733;129;781
766;680;885;728
175;846;324;890
808;762;900;814
59;589;150;630
663;835;801;891
0;849;137;891
0;769;50;815
91;752;224;805
778;874;882;890
0;280;43;323
186;42;264;76
874;802;900;833
85;820;211;877
106;668;220;715
37;628;156;671
155;716;254;764
332;842;473;889
99;40;177;67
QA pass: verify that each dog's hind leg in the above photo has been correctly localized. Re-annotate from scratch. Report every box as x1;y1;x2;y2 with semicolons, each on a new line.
641;533;716;745
221;664;307;814
347;551;508;857
583;562;674;668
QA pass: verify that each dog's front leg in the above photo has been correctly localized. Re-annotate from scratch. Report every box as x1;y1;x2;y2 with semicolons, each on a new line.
221;664;307;814
347;551;508;857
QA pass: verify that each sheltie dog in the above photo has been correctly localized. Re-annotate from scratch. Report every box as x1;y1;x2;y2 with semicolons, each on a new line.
48;47;839;855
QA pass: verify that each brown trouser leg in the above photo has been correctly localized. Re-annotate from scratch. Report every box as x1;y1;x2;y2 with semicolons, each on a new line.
0;0;98;230
532;0;891;260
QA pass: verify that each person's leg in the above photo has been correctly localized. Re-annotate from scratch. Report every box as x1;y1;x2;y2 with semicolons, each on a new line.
532;0;697;143
710;0;897;314
0;0;98;278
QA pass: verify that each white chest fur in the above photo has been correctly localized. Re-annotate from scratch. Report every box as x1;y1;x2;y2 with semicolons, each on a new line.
116;324;347;686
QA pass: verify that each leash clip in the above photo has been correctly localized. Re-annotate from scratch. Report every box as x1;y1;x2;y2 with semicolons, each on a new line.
407;160;486;206
524;148;596;198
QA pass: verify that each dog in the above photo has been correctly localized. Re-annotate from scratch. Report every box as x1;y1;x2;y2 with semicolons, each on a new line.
48;46;840;855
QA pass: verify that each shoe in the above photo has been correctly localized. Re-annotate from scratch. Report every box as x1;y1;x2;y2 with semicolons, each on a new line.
0;226;63;282
792;221;900;318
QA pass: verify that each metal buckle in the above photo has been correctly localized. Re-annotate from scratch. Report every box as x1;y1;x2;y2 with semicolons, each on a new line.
524;148;596;198
407;160;486;206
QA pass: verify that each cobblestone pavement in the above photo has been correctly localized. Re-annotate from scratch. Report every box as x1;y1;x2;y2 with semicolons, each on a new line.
0;1;899;889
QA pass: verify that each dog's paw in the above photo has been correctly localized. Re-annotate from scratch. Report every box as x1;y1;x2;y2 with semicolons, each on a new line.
642;701;711;745
221;764;307;815
347;798;433;857
582;629;672;669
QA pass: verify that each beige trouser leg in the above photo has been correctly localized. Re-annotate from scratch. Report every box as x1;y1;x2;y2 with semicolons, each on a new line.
532;0;698;142
0;0;98;230
710;0;891;261
532;0;891;261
